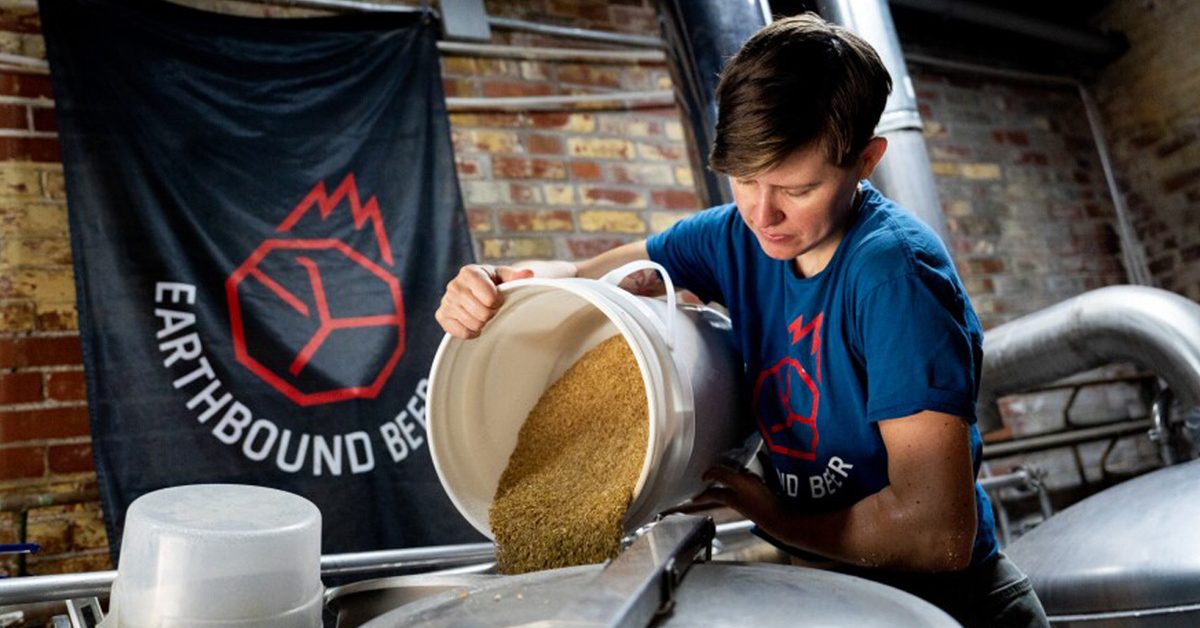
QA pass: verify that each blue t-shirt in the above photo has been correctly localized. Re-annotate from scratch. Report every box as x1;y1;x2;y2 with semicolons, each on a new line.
646;181;998;567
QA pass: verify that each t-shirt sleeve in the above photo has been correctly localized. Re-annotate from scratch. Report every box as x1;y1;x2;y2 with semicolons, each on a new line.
858;269;980;423
645;205;730;305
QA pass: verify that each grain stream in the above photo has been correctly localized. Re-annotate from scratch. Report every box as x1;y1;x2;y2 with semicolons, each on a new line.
490;335;648;574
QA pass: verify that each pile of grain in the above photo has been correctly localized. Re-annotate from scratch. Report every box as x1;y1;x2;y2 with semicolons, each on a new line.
490;334;649;574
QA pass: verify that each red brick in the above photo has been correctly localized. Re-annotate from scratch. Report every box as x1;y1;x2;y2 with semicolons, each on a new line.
47;371;86;401
570;161;603;181
498;209;573;232
0;136;61;162
0;73;53;99
0;103;26;129
509;183;539;204
529;112;569;129
557;64;622;88
546;0;609;21
966;257;1006;275
0;445;44;480
651;189;699;210
527;134;563;155
566;237;627;259
492;157;566;179
0;372;42;404
0;336;83;369
455;158;479;177
483;81;553;98
48;443;94;474
0;13;42;34
0;406;90;443
466;209;492;233
31;107;55;133
584;187;640;206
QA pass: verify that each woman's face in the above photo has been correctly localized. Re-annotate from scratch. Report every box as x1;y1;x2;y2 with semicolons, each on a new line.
730;140;884;269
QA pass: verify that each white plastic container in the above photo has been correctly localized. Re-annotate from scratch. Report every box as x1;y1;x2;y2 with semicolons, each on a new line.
428;261;747;539
100;484;323;628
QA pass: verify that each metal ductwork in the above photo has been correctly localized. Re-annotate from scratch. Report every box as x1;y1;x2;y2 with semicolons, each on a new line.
976;286;1200;443
817;0;950;243
661;0;771;206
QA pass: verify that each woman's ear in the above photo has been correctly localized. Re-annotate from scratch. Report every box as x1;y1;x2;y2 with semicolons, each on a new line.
857;136;888;179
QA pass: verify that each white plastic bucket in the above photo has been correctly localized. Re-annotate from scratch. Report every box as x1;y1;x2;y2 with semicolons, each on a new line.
428;261;747;539
99;484;323;628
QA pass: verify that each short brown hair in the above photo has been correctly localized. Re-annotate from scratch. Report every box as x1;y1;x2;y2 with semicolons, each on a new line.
709;13;892;176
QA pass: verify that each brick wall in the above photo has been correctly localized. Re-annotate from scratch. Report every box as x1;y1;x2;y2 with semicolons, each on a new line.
907;66;1157;504
911;68;1128;329
0;0;109;576
454;0;697;264
1094;0;1200;300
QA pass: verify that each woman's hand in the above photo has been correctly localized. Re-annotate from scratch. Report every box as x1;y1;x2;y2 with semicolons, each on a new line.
434;264;534;339
694;465;785;530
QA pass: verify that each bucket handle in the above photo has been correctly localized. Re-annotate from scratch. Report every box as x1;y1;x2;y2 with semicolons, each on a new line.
600;260;676;349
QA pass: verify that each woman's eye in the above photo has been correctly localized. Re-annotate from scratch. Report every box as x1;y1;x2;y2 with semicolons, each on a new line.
736;179;756;187
786;188;811;198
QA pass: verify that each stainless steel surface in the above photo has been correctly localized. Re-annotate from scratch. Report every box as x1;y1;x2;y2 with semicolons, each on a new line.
903;52;1153;288
0;542;496;603
327;573;499;628
487;16;666;49
319;542;496;576
436;41;666;63
818;0;950;243
446;90;675;113
0;520;759;605
359;562;959;627
549;515;713;626
982;418;1153;458
1150;389;1176;465
1007;458;1200;623
975;286;1200;433
0;572;116;606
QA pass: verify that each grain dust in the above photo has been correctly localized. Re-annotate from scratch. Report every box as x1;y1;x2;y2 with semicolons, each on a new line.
490;335;648;574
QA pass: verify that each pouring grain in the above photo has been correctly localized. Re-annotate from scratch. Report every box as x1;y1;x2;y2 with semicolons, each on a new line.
490;334;648;574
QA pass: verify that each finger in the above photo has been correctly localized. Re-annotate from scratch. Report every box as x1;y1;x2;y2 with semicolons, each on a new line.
448;301;490;334
456;292;498;324
495;266;534;283
458;266;503;310
435;308;479;339
436;293;489;337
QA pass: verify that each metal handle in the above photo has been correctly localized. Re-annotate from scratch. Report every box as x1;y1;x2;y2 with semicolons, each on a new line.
600;260;676;349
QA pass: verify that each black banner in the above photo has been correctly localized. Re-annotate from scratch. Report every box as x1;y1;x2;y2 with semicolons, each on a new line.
40;0;482;555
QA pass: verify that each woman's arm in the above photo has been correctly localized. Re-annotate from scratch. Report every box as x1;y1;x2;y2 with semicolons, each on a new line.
436;241;653;338
701;409;978;572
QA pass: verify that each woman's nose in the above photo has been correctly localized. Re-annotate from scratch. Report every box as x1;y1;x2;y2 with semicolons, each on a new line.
752;188;782;227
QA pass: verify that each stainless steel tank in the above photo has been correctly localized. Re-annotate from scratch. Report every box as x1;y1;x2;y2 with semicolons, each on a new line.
355;562;959;627
328;515;958;627
1007;458;1200;626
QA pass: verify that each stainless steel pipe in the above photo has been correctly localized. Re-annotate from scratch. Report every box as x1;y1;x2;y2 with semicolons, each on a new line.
977;286;1200;436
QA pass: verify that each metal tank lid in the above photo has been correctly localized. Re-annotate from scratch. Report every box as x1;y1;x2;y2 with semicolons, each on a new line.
353;515;955;627
1007;458;1200;616
359;562;958;627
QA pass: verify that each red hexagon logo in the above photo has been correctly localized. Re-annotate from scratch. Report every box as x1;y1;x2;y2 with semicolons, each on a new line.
754;313;824;460
225;174;404;406
754;357;820;460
